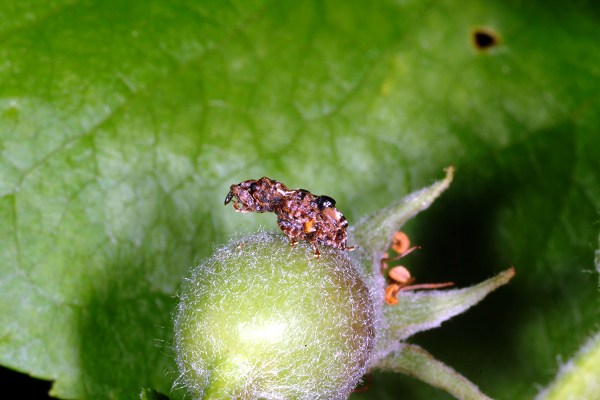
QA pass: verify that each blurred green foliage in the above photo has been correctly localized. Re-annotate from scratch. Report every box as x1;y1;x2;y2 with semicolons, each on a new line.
1;0;599;399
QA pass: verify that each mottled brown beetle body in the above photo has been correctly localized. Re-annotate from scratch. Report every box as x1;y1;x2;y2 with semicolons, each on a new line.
224;177;356;258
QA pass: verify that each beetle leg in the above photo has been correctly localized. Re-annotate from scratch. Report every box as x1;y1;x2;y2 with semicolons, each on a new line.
289;238;298;247
311;241;321;259
233;202;252;213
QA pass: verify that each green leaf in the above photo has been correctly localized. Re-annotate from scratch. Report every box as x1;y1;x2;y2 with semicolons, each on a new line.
536;330;600;400
1;0;599;399
535;238;600;400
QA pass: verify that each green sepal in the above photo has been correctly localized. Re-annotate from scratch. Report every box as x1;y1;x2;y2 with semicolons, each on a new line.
373;343;493;400
382;268;515;344
350;167;454;257
140;388;171;400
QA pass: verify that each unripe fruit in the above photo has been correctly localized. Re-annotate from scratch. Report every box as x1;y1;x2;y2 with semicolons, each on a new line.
170;168;510;400
174;232;376;400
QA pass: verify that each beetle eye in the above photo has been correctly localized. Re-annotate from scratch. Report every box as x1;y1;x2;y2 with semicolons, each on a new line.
316;195;336;210
250;182;259;194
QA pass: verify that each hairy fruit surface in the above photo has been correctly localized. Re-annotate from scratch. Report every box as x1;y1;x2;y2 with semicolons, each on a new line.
174;232;376;400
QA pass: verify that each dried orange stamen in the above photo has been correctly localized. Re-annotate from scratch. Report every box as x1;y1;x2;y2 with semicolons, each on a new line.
391;231;410;254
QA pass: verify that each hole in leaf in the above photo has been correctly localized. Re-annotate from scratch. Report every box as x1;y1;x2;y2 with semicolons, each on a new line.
472;28;499;50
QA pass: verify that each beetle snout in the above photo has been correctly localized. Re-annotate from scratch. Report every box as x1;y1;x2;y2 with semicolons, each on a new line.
224;190;235;205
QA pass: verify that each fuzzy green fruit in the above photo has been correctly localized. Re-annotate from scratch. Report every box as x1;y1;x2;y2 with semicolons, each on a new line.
170;169;513;400
174;232;376;400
